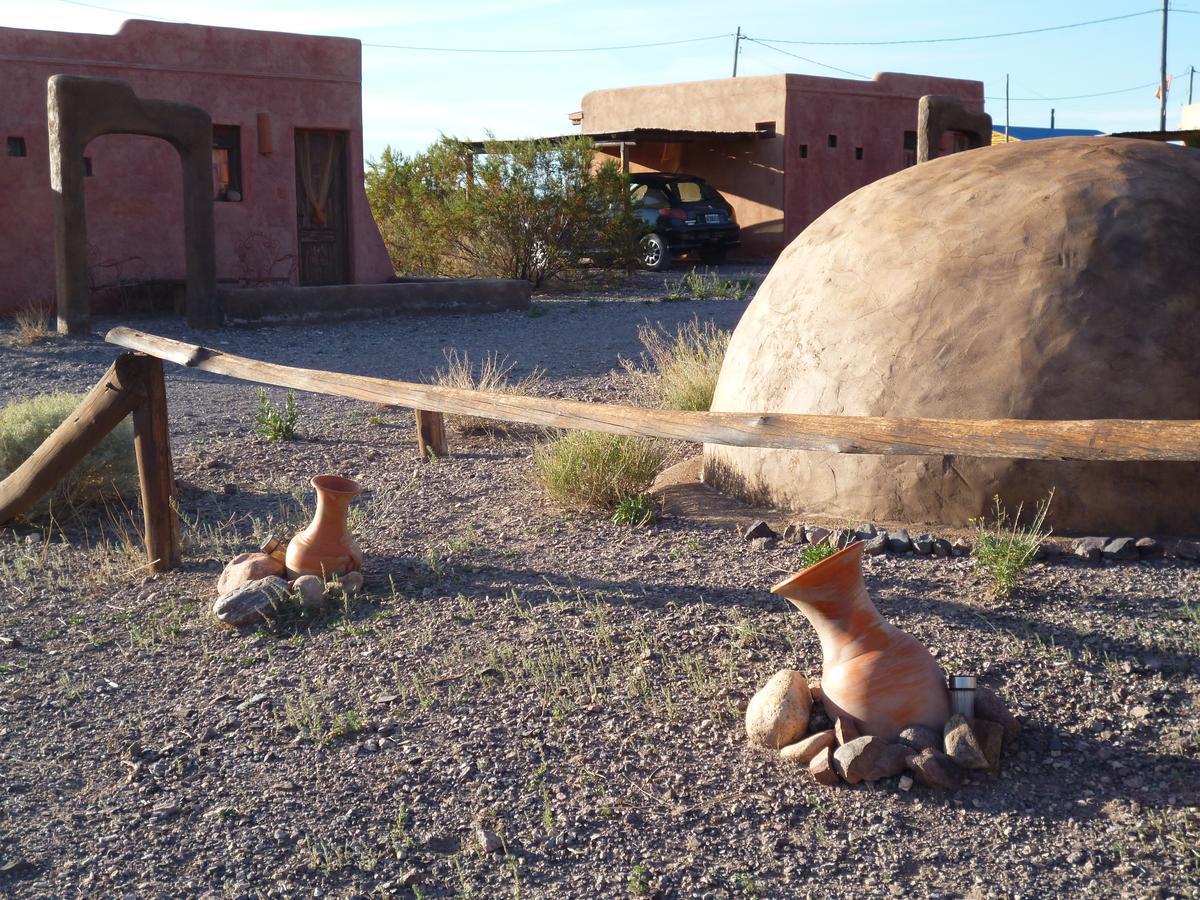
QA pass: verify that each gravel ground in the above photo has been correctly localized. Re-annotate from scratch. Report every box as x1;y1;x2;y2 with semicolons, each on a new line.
1;265;1198;899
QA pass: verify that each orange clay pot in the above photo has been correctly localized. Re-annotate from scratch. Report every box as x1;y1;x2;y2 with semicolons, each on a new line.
285;475;363;579
771;541;949;739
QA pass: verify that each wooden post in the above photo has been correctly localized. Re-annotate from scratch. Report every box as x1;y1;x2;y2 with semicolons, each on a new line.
0;353;148;524
131;355;180;572
414;410;448;460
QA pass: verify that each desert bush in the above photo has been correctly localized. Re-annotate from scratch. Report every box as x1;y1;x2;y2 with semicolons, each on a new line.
365;135;638;287
10;297;54;346
535;432;663;511
799;542;838;568
254;389;300;441
432;349;545;434
622;317;731;412
662;268;752;302
972;491;1054;599
0;393;137;517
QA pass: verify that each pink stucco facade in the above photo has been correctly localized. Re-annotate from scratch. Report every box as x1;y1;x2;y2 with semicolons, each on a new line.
0;19;393;314
580;72;986;257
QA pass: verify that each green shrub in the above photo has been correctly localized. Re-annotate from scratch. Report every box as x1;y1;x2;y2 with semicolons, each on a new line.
611;493;657;528
972;491;1054;599
662;267;752;302
622;317;731;412
366;135;639;287
254;389;300;441
433;349;545;435
0;393;137;517
799;542;838;568
535;432;663;511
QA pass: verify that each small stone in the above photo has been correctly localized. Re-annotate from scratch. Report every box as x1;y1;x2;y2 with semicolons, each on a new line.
1135;537;1163;558
944;714;989;770
864;531;889;556
887;529;914;553
212;576;289;626
222;483;238;495
1072;537;1109;562
331;571;365;594
217;552;285;596
974;685;1022;745
808;746;839;786
972;718;1005;771
805;526;831;545
748;536;776;551
474;827;502;854
896;724;942;754
1101;537;1138;561
0;634;23;649
856;523;878;539
292;575;326;611
1171;539;1200;560
907;748;963;789
833;736;910;783
782;523;801;543
743;520;779;541
931;538;952;558
912;534;935;555
399;868;426;888
779;729;835;766
834;715;861;746
745;670;812;749
950;538;972;556
898;774;914;792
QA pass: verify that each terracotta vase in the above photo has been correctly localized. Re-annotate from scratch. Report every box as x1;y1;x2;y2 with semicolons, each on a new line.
771;541;949;738
285;475;363;579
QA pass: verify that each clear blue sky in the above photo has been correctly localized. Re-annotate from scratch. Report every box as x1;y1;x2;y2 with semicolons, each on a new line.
5;0;1198;160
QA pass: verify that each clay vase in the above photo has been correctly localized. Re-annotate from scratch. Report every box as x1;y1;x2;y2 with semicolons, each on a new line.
285;475;363;579
771;541;949;738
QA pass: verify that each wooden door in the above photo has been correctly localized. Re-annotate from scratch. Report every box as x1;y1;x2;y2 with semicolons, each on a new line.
295;129;349;286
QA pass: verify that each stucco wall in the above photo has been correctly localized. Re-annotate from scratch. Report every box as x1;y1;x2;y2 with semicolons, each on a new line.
579;72;984;258
0;19;393;314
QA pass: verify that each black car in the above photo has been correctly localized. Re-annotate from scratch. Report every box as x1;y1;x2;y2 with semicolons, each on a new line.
630;173;740;270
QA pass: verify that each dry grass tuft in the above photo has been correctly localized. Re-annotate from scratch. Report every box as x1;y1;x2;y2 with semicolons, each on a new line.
11;297;55;346
535;431;663;511
621;317;730;412
433;349;545;434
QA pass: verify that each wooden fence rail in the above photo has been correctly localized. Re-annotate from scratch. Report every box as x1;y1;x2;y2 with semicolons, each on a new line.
106;326;1200;463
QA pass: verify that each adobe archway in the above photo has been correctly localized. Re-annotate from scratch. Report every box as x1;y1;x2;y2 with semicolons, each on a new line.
48;74;220;335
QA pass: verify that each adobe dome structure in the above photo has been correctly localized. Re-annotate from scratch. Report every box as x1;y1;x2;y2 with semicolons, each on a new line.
705;136;1200;534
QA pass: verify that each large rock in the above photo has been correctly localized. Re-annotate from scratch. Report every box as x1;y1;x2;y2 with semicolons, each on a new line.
704;138;1200;533
745;670;812;749
780;729;835;766
833;736;910;784
217;552;285;596
907;748;963;790
974;685;1022;745
943;714;989;770
212;576;289;626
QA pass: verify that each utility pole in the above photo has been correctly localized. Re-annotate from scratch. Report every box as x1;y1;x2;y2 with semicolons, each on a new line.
1005;74;1010;142
1050;108;1055;129
1190;65;1195;104
732;26;741;77
1159;0;1169;132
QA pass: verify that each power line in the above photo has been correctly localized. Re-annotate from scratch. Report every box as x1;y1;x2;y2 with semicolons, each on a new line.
984;75;1187;101
742;38;870;80
748;9;1160;46
362;34;733;54
52;0;173;21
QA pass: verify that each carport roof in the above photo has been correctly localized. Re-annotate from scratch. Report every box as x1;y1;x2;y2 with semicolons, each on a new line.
459;127;769;153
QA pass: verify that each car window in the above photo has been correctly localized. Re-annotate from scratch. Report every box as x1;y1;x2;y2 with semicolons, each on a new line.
674;180;718;203
635;187;670;209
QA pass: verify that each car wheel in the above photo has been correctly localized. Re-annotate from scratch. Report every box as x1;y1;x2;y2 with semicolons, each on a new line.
700;247;728;265
641;233;669;271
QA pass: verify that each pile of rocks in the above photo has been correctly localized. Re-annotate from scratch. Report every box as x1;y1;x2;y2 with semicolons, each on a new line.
1068;535;1199;562
745;670;1021;790
210;542;364;626
743;521;967;558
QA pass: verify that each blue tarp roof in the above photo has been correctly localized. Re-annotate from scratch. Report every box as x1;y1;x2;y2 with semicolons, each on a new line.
994;125;1104;141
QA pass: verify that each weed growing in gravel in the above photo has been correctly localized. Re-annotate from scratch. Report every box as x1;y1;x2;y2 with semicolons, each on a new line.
253;388;300;441
621;317;730;411
282;680;364;744
662;267;752;302
628;864;652;896
611;493;657;528
535;431;663;512
432;349;546;434
10;296;54;345
972;490;1054;599
1;393;138;517
800;542;838;568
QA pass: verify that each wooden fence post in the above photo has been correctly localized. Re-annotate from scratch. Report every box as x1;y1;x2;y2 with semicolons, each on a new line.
0;353;149;525
131;355;180;572
415;410;448;460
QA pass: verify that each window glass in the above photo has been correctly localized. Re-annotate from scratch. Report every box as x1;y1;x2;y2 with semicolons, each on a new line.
212;125;242;201
674;180;718;203
637;187;670;208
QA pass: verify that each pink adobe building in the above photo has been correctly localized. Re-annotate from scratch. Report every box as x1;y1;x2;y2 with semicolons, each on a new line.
0;19;394;315
578;72;986;257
